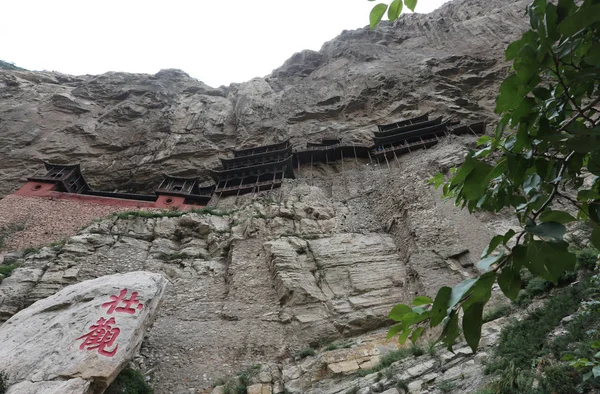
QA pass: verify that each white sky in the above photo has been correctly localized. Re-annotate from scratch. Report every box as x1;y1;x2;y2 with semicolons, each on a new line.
2;0;450;87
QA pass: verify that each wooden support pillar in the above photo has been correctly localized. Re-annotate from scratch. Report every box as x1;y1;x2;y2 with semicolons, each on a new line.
236;178;244;197
468;125;478;137
367;150;373;164
310;154;314;186
269;172;277;194
406;141;412;153
420;136;427;151
392;148;401;169
352;144;358;165
278;171;286;202
383;149;391;172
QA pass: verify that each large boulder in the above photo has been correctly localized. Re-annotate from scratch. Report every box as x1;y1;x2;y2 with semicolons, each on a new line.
0;271;167;394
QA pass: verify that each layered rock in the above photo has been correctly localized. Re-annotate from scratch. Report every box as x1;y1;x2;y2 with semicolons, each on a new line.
0;271;167;394
0;0;529;197
0;135;510;392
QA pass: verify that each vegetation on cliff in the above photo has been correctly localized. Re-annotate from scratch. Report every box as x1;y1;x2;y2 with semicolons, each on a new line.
369;0;600;389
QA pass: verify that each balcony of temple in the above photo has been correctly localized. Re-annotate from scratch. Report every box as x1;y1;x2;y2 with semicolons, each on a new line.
293;137;372;166
231;139;291;158
376;113;430;133
209;156;295;197
219;144;293;170
154;175;215;207
372;117;487;162
25;162;91;194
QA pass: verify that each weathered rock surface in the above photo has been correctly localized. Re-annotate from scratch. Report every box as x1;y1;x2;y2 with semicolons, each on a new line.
0;136;510;392
0;0;534;392
0;271;167;393
0;0;529;197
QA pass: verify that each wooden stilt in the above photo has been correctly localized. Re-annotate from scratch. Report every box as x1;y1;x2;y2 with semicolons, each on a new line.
310;155;314;186
251;176;260;200
383;150;391;172
341;149;345;173
406;141;412;154
468;125;478;137
367;150;373;164
236;178;244;197
278;172;286;202
353;144;358;165
392;148;401;169
420;137;427;151
269;172;277;194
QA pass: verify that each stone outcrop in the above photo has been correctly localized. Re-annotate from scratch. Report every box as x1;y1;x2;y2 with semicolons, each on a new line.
0;0;535;392
0;0;529;197
0;135;512;392
0;271;167;393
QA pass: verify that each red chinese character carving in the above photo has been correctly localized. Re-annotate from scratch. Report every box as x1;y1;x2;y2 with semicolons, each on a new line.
102;289;144;314
76;317;120;357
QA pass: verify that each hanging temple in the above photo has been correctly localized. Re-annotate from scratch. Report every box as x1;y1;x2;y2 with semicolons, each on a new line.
14;114;485;210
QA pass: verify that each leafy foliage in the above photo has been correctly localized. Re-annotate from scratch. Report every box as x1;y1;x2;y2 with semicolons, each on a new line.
105;368;152;394
367;0;418;29
0;370;8;394
384;0;600;353
356;345;424;377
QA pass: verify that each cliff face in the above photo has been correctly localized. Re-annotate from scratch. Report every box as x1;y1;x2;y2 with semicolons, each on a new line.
0;0;533;393
0;0;528;197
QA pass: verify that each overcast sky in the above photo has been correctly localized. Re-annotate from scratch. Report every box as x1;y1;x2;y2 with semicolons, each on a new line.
2;0;450;87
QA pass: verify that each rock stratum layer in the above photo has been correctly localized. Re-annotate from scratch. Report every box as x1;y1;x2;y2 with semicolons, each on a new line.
0;0;532;392
0;0;528;197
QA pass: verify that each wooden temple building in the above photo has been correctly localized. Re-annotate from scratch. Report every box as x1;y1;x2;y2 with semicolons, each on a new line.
209;140;296;197
15;114;486;207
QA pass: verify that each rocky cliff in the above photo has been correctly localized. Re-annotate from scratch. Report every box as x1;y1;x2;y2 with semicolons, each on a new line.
0;0;533;393
0;0;528;197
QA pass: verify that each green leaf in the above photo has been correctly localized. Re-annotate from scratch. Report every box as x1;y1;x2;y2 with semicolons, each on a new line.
593;365;600;378
413;296;433;306
462;161;494;201
592;226;600;250
386;323;404;340
463;302;484;353
442;312;460;351
584;43;600;65
532;87;551;100
370;3;388;29
498;262;521;300
527;240;576;283
430;287;452;327
404;0;417;12
477;135;491;146
481;235;504;258
496;75;521;113
477;252;505;272
539;210;577;224
566;136;600;153
588;152;600;176
506;154;529;185
388;0;403;21
589;202;600;225
389;304;412;321
557;4;600;37
410;326;425;344
398;326;412;344
505;30;537;61
429;172;445;189
462;272;496;311
449;278;478;310
524;221;566;240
